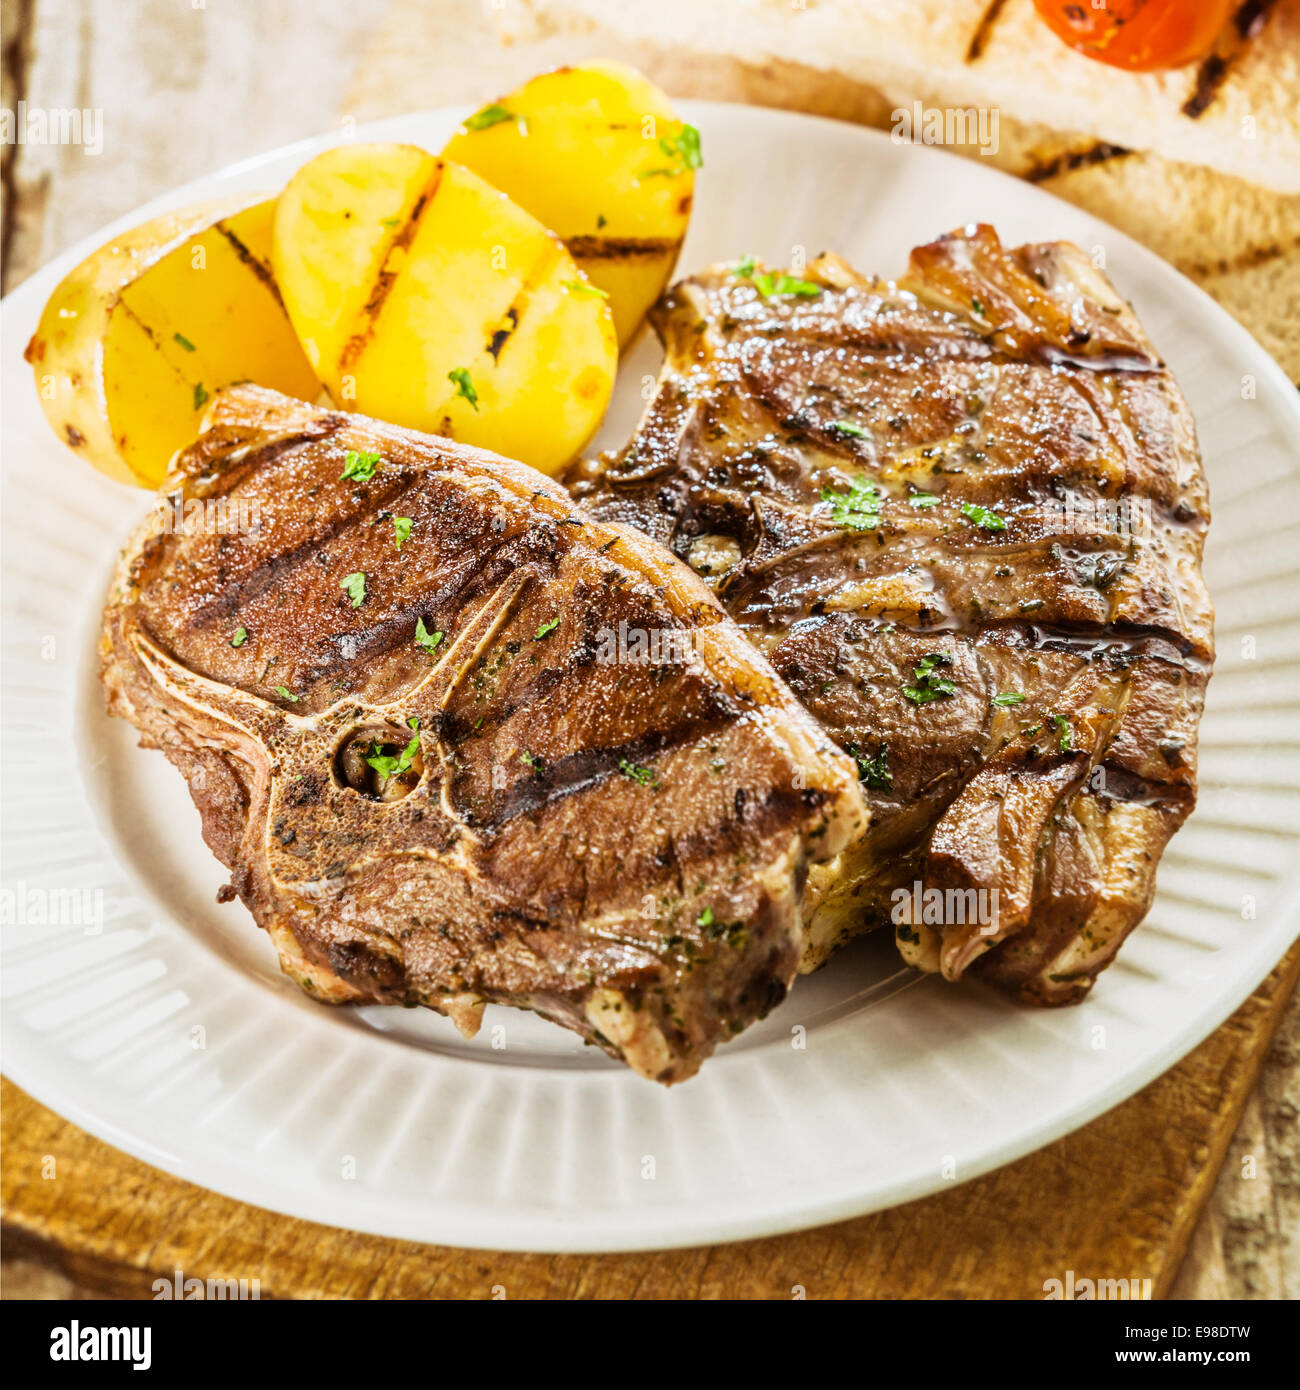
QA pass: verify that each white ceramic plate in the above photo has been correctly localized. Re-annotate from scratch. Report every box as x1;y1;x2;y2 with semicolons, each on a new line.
3;103;1299;1254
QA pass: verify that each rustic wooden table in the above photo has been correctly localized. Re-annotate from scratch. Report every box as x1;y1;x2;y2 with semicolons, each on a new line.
2;0;1297;1300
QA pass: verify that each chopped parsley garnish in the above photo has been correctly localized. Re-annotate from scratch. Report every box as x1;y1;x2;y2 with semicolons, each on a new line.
534;617;560;639
274;685;299;702
407;715;420;730
173;333;196;352
340;449;381;482
821;474;884;531
365;734;420;781
1051;713;1073;751
848;742;892;790
640;123;703;178
829;419;868;438
447;366;479;411
392;516;412;549
909;492;941;508
961;501;1006;532
519;749;543;771
902;651;955;705
340;572;366;607
562;279;609;298
663;123;703;169
415;617;443;654
696;906;715;929
463;103;515;131
733;257;820;299
991;691;1026;707
753;271;821;298
230;627;248;648
192;383;209;410
619;758;658;788
970;297;986;317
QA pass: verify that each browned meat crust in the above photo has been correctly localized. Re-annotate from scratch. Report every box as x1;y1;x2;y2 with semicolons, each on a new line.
100;385;865;1083
567;225;1213;1005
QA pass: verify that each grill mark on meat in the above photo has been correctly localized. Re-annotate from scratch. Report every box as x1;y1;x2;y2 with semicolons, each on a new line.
180;425;345;496
291;496;541;687
307;606;437;686
1093;761;1195;808
173;472;419;631
979;618;1211;670
476;717;748;829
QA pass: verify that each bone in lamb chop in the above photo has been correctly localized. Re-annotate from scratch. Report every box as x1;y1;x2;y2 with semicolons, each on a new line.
566;225;1213;1005
101;385;865;1084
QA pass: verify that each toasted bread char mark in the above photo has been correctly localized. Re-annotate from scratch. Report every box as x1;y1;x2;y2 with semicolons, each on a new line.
1183;0;1278;119
965;0;1011;63
102;385;865;1083
181;478;422;635
338;160;445;372
1024;140;1132;185
1186;228;1300;278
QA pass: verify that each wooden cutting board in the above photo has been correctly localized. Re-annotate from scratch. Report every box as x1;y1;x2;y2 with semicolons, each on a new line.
3;941;1296;1299
4;0;1297;1300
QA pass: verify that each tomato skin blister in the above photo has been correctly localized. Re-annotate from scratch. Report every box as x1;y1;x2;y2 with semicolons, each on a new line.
1032;0;1236;71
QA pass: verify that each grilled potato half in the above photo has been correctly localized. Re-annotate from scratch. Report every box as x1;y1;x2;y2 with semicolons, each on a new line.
443;61;697;348
272;145;617;475
25;196;319;488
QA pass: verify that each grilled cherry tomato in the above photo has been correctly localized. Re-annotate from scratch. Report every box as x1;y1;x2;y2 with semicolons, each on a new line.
1032;0;1236;71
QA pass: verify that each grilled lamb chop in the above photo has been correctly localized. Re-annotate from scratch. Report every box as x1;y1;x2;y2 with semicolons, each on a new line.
567;225;1213;1005
100;385;864;1083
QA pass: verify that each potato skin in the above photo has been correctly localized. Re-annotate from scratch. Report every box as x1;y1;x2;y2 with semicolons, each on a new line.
442;61;695;348
26;195;317;489
26;198;246;486
273;146;618;476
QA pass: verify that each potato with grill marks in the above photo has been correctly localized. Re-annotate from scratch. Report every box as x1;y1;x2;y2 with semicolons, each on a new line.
272;145;618;476
443;61;697;349
24;196;318;489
